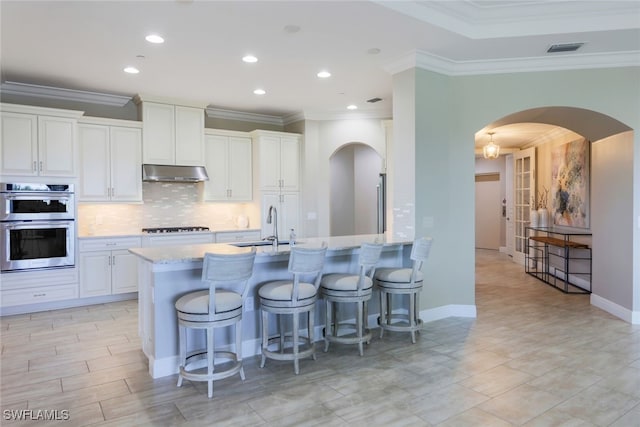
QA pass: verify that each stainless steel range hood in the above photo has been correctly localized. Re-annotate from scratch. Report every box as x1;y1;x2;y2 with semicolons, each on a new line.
142;164;209;182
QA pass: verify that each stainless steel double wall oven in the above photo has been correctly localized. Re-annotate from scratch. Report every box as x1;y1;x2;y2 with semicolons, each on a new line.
1;183;75;272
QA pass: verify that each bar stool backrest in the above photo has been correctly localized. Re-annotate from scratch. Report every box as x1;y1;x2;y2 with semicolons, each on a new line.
202;248;257;314
410;237;433;283
288;244;328;301
357;242;384;290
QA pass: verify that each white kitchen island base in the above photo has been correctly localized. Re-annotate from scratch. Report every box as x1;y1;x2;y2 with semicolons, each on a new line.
130;234;412;378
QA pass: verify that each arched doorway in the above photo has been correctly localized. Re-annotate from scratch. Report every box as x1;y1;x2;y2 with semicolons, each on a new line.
329;143;383;236
474;106;635;320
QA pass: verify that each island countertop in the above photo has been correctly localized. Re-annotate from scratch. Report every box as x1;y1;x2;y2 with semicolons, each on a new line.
132;233;414;378
128;233;411;265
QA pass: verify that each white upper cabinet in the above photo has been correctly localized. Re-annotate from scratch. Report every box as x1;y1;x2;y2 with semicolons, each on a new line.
175;106;204;166
78;118;142;202
136;99;205;166
204;130;252;201
0;104;83;177
252;131;300;192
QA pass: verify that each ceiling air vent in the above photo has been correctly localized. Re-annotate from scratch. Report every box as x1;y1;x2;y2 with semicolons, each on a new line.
547;43;585;53
367;97;383;103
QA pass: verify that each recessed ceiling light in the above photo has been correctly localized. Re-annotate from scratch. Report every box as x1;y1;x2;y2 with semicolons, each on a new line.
243;55;258;63
317;70;331;78
284;24;301;34
347;105;358;110
145;34;164;44
253;89;266;95
123;66;140;74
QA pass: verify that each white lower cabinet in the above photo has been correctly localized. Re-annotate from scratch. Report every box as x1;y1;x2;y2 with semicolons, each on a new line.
79;237;141;297
141;232;214;247
0;267;79;308
215;230;261;243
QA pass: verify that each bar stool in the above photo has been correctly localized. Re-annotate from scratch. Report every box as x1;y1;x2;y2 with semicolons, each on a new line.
175;248;256;398
320;242;383;356
374;237;433;343
258;245;327;374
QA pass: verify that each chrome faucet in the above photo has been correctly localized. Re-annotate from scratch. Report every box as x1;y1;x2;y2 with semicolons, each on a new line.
265;205;278;248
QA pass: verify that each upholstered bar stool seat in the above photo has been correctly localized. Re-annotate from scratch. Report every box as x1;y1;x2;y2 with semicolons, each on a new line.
320;242;383;356
176;248;256;398
374;237;432;344
259;245;327;374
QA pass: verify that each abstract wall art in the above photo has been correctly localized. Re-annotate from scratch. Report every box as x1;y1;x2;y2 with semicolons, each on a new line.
551;137;590;228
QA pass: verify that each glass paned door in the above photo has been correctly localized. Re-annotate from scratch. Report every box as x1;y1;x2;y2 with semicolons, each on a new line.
513;147;535;265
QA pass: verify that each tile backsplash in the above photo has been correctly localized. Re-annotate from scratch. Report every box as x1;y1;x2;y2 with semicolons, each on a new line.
78;182;259;236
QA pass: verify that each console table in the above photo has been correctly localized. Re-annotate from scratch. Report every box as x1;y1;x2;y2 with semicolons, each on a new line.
525;227;592;294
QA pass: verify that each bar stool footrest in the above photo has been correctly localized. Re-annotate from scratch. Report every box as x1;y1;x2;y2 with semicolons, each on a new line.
180;350;242;382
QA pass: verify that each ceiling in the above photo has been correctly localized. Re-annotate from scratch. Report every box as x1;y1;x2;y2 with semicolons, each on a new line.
1;1;638;150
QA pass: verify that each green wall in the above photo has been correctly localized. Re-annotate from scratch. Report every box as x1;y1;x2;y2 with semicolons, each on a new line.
411;66;640;315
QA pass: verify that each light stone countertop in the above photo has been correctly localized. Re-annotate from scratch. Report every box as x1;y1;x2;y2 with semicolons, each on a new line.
128;233;412;265
78;228;261;239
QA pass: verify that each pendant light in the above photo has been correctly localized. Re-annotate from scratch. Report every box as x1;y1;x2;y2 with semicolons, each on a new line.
483;131;500;159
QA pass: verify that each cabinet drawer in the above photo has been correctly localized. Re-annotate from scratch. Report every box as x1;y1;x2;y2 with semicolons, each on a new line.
1;284;78;307
142;233;214;247
215;231;261;243
79;237;142;252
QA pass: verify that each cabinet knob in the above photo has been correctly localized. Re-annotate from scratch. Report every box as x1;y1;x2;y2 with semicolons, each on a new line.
39;161;43;172
33;161;37;172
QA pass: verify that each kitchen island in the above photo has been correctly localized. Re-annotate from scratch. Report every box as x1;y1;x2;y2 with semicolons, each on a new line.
129;234;413;378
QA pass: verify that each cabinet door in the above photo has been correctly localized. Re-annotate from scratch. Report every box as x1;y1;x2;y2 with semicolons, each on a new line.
280;192;300;239
110;127;142;202
203;134;230;201
228;136;252;201
78;124;111;201
79;251;111;297
258;136;281;191
0;112;38;176
175;106;204;166
142;102;175;165
38;116;76;177
111;250;139;294
279;136;299;191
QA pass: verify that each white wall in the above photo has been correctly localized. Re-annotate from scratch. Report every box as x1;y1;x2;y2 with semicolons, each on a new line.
330;145;355;236
354;145;382;234
592;132;634;314
302;118;386;237
475;156;507;247
329;144;382;236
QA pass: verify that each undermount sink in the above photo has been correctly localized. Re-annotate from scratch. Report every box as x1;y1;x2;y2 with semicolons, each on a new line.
231;240;290;247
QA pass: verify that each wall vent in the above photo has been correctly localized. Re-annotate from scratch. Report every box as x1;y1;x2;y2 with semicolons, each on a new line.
547;43;584;53
367;97;383;103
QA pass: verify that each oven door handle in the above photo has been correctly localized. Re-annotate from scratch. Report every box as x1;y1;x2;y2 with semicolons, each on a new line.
3;221;73;229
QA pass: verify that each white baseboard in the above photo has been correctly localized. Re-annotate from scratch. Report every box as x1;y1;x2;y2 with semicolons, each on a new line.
0;293;137;316
591;293;640;324
420;304;477;322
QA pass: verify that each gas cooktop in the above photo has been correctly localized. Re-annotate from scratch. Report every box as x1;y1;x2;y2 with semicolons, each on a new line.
142;226;210;234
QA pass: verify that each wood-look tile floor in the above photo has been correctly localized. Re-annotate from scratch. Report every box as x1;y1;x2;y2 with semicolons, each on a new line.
1;249;639;426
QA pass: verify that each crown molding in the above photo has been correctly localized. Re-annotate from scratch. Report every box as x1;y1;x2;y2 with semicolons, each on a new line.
0;81;132;107
205;107;284;126
375;0;640;39
283;112;306;126
292;108;393;122
386;49;640;76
